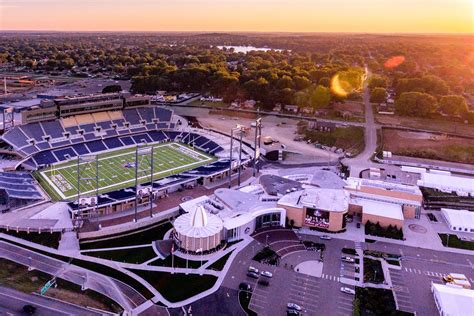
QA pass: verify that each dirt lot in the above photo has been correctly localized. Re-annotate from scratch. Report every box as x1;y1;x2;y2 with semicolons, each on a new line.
376;114;474;137
334;101;364;116
381;129;474;164
173;106;340;162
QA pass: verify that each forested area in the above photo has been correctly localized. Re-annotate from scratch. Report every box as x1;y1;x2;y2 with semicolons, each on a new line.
0;33;472;120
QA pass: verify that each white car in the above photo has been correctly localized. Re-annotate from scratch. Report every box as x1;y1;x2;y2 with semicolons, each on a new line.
340;287;355;295
342;256;355;263
287;303;302;311
248;266;259;274
261;271;273;278
320;235;332;240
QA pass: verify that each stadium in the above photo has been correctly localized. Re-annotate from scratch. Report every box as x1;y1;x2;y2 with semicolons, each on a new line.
0;93;253;224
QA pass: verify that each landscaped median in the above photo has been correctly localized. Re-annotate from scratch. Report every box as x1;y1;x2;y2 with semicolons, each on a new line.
438;234;474;251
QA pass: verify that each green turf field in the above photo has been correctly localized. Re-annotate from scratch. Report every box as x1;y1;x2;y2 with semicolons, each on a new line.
38;142;215;201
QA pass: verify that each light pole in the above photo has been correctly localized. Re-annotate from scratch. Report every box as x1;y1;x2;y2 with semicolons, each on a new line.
238;129;243;187
228;126;244;188
253;118;262;177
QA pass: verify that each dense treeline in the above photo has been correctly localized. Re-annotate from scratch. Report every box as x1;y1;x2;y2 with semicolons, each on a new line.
0;33;472;118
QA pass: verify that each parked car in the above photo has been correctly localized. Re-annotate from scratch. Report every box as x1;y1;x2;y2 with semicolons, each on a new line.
261;271;273;278
248;266;259;274
287;303;302;311
341;256;355;263
239;282;252;292
340;287;356;295
287;310;300;315
247;272;259;279
320;235;332;240
258;279;269;286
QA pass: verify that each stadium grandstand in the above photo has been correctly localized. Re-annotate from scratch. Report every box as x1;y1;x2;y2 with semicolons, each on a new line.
0;93;251;220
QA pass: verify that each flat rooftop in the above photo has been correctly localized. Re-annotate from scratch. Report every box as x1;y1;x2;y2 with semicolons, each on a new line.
353;198;404;221
278;188;349;212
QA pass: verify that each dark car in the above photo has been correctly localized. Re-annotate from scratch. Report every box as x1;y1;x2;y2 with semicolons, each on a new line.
22;305;37;314
239;282;252;292
287;310;300;316
258;279;269;286
247;272;259;279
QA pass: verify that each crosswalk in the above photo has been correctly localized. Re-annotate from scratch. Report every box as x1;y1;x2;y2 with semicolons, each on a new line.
321;273;340;282
403;267;445;278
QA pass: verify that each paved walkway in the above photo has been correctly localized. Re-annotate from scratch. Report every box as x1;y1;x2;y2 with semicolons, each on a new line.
294;260;323;277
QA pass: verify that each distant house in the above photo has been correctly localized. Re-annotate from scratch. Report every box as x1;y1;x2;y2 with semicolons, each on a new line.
301;107;314;115
242;100;256;109
312;121;336;132
284;104;299;113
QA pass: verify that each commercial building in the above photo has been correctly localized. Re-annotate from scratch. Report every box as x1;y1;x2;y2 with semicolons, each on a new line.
431;283;474;316
174;187;286;251
345;177;423;219
441;208;474;234
418;172;474;197
277;188;349;232
173;205;223;252
350;198;404;228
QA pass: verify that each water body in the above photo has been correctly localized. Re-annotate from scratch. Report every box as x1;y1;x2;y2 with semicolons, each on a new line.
217;45;284;53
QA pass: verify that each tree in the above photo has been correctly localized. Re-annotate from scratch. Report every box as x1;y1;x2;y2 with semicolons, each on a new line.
439;95;468;116
395;92;438;117
310;85;331;109
102;84;122;94
370;87;387;103
368;75;388;90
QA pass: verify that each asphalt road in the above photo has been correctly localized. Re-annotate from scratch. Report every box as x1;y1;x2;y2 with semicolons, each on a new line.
0;285;102;316
0;240;145;312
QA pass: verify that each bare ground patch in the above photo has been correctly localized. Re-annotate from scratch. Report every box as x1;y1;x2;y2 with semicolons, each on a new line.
381;129;474;164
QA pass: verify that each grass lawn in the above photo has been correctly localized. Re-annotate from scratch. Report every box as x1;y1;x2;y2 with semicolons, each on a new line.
239;291;258;316
130;270;217;303
364;258;385;284
148;254;205;269
353;287;412;316
189;99;228;107
0;230;61;249
208;251;233;271
253;247;280;266
84;246;157;264
0;258;122;313
305;126;365;156
439;234;474;251
80;221;172;250
37;142;215;201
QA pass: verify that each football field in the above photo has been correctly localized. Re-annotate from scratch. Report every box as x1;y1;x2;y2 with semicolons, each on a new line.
38;142;215;200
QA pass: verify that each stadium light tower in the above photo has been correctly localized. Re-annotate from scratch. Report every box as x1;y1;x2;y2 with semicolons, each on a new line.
133;144;154;222
76;154;99;227
253;118;262;177
228;126;244;189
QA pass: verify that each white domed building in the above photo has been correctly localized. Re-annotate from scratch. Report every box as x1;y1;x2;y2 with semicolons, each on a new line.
173;205;224;252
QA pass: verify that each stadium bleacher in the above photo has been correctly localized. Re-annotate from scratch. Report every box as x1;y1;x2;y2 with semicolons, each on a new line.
0;172;43;200
2;106;225;168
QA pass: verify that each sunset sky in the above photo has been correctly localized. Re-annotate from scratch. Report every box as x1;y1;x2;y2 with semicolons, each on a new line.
0;0;472;33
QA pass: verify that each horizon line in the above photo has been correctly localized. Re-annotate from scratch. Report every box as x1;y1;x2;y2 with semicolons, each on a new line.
1;29;473;36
